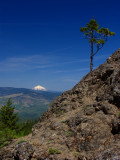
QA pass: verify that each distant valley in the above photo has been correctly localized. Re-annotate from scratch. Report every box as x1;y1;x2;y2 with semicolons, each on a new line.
0;87;62;122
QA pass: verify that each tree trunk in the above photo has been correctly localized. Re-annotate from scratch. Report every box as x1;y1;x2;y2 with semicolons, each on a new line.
90;33;93;72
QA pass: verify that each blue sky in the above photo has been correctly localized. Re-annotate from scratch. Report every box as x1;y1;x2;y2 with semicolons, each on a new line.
0;0;120;91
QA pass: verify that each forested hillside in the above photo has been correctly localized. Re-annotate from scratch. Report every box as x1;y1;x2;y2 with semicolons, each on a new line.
0;87;61;122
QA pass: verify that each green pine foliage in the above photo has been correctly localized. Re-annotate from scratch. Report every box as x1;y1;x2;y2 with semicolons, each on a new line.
80;18;115;72
0;98;19;130
18;119;39;136
0;99;38;148
0;127;16;148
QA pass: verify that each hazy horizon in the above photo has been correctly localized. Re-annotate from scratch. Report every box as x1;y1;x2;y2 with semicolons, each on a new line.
0;0;120;91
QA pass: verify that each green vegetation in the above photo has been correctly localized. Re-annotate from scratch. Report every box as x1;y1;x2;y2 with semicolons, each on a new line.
47;140;52;144
0;99;18;148
118;111;120;118
61;120;66;123
73;151;79;157
18;119;39;136
65;131;73;137
0;98;19;130
83;106;87;111
16;139;26;144
56;109;62;116
0;99;38;148
80;18;115;72
48;148;61;155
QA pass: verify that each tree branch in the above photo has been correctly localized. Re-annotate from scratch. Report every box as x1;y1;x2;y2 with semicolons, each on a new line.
93;44;104;56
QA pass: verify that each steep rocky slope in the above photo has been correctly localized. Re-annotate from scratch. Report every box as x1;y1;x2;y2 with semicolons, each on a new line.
0;49;120;160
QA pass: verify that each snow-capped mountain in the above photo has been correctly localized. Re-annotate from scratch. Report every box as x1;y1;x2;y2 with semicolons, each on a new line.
0;87;62;122
33;85;47;91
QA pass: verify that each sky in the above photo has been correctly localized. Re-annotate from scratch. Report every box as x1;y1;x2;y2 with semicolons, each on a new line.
0;0;120;91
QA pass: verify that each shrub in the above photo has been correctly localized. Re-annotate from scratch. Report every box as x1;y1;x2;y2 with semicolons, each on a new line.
65;131;73;137
118;111;120;118
73;151;79;157
83;106;87;111
61;120;66;123
48;148;61;155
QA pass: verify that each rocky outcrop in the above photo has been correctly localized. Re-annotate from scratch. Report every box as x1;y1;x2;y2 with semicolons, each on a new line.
0;141;34;160
13;142;34;160
0;49;120;160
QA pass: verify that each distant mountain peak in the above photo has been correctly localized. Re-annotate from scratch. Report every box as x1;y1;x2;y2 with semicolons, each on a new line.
33;85;47;91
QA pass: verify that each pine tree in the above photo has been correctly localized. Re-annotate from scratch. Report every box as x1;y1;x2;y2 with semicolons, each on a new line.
80;18;115;72
0;99;19;130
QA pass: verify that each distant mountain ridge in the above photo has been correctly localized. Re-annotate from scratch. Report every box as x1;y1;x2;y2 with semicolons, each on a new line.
0;87;61;98
0;87;62;122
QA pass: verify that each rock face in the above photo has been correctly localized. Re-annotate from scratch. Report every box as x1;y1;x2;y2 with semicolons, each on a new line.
13;142;34;160
0;49;120;160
